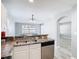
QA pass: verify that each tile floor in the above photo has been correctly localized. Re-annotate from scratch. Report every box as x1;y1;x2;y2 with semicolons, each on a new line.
54;46;76;59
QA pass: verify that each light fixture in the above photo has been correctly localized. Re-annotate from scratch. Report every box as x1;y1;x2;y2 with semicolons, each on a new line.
31;14;34;21
29;0;34;3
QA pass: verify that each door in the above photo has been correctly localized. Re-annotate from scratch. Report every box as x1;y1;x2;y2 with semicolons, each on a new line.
57;16;72;59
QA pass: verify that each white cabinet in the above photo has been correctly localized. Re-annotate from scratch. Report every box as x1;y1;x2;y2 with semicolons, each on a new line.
12;45;29;59
30;44;41;59
12;44;41;59
13;51;29;59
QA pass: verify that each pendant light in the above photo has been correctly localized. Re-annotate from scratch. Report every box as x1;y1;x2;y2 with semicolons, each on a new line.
32;14;34;21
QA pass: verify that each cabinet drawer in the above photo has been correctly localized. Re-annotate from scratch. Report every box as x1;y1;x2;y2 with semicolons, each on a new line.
30;44;41;49
14;46;28;52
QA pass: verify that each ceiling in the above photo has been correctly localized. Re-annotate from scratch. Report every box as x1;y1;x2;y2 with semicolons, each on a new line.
1;0;77;21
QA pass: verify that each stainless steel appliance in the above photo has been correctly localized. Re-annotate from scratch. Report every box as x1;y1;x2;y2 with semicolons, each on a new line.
41;40;54;59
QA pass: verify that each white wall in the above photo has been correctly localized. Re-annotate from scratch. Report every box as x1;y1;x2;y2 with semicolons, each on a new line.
71;8;77;58
1;3;15;36
41;17;57;40
1;3;7;32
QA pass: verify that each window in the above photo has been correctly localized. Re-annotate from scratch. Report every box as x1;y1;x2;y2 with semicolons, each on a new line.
15;23;41;36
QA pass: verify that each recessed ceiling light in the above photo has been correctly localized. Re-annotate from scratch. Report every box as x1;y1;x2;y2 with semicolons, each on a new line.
29;0;34;3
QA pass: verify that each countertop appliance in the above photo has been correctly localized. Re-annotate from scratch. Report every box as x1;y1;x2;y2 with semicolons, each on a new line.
41;40;54;59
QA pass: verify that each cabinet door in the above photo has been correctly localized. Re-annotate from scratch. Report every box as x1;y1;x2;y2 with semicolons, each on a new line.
13;51;29;59
12;46;29;59
30;44;41;59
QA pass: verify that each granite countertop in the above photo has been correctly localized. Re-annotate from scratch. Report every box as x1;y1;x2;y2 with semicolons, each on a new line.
13;39;54;47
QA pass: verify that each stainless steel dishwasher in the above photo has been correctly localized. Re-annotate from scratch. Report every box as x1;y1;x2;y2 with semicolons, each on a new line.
41;40;54;59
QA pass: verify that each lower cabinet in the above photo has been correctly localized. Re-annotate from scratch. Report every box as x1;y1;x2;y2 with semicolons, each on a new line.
12;45;29;59
30;44;41;59
13;51;29;59
12;43;41;59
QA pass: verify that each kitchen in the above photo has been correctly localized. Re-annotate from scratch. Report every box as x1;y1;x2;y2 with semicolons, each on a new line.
1;0;77;59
